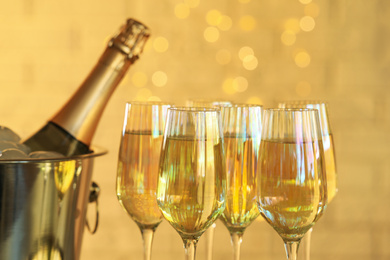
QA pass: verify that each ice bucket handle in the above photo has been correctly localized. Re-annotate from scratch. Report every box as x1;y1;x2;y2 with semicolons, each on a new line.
86;181;100;234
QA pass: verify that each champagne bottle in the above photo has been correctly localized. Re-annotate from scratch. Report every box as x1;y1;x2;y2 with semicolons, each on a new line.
23;18;150;156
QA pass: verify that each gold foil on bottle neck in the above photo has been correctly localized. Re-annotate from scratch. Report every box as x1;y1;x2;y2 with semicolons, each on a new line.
109;18;151;62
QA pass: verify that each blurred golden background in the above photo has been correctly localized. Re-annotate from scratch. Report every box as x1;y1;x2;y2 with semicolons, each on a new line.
1;0;389;259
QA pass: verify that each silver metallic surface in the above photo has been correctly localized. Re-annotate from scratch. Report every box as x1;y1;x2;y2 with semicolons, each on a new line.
0;147;106;260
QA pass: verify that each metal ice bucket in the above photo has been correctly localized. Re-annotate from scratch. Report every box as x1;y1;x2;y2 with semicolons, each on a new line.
0;147;106;260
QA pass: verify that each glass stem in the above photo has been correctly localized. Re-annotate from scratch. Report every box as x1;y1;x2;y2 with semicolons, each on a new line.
205;223;216;260
141;228;155;260
302;228;313;260
230;232;243;260
183;238;198;260
284;240;301;260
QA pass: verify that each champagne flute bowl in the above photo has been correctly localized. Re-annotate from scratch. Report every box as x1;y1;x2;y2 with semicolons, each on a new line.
278;101;337;260
157;107;226;260
220;104;263;260
257;108;328;260
116;101;172;260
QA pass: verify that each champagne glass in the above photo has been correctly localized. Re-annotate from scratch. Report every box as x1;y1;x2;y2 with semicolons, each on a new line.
278;101;337;260
185;99;231;260
116;101;172;260
156;107;226;260
257;109;328;260
219;104;263;260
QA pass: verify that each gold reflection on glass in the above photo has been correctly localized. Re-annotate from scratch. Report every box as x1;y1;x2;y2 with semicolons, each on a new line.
242;55;258;70
175;3;190;19
216;49;231;65
284;18;300;33
132;71;148;88
135;88;152;101
299;0;312;4
300;16;315;32
246;96;263;105
294;51;311;68
233;76;248;92
153;37;169;53
206;9;223;26
305;3;320;17
239;15;256;31
295;81;312;97
222;78;236;94
148;96;162;102
218;15;233;31
281;30;296;46
55;160;76;200
152;71;168;87
204;27;220;43
238;46;254;61
185;0;200;8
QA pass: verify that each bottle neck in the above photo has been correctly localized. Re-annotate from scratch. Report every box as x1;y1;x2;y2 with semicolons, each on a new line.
50;45;132;146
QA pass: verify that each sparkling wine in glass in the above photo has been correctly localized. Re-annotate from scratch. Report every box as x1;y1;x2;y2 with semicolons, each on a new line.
157;107;226;260
220;104;263;260
278;101;337;260
185;99;231;260
257;108;328;260
116;101;172;260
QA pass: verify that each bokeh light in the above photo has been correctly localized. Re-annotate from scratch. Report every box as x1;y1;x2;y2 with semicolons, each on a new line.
185;0;200;8
206;9;222;26
216;49;231;65
281;30;296;46
284;18;300;33
296;81;312;97
238;46;254;61
246;96;263;105
217;15;233;31
294;51;311;68
299;0;312;4
233;77;248;92
300;16;315;32
153;37;169;53
242;55;258;70
131;72;148;88
239;15;256;31
222;78;236;95
135;88;152;101
152;71;168;87
175;3;190;19
204;27;220;43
